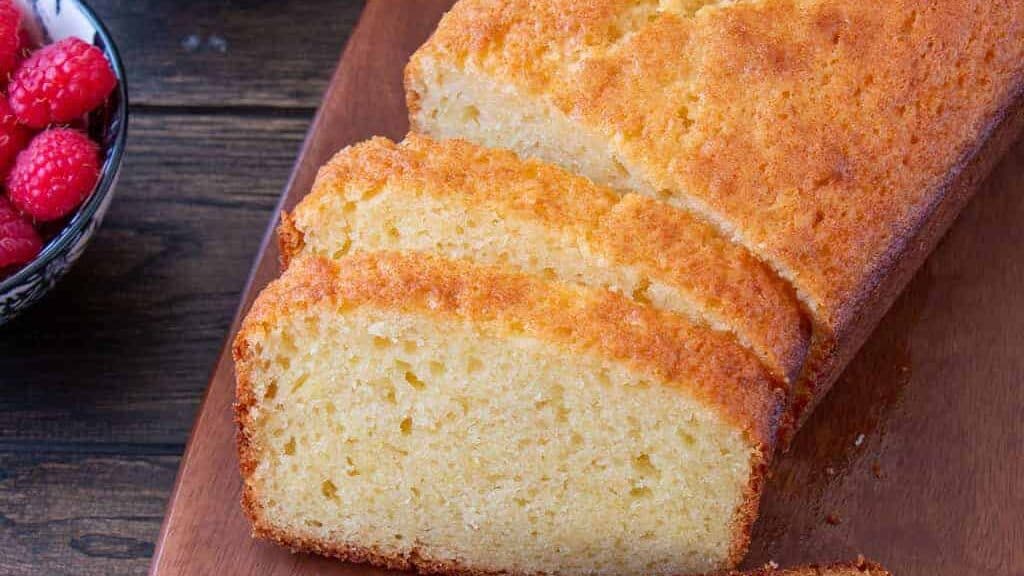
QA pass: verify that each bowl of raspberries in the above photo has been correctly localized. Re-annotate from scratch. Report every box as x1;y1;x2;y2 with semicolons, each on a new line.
0;0;126;324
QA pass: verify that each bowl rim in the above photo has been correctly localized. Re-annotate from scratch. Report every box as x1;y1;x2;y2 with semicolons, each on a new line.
0;0;129;293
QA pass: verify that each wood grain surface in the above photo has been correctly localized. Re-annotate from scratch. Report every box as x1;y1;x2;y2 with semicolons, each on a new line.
148;2;1024;575
100;0;365;108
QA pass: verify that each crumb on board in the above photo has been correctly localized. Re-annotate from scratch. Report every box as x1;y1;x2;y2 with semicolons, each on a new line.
826;512;842;525
854;433;865;447
209;35;228;53
181;34;201;52
180;34;229;54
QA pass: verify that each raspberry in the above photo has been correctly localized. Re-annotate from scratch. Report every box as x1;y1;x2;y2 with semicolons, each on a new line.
7;128;100;221
9;37;117;128
0;97;30;176
0;0;20;79
0;195;41;269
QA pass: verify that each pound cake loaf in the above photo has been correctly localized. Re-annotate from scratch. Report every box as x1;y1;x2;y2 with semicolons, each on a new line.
279;134;810;385
407;0;1024;427
235;252;782;576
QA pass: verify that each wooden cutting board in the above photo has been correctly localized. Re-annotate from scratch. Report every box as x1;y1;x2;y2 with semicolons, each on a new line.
149;2;1024;574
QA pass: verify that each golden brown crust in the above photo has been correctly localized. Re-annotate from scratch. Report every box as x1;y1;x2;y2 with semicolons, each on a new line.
409;0;1024;431
276;210;304;270
238;252;782;448
791;75;1024;429
726;444;769;567
284;134;810;385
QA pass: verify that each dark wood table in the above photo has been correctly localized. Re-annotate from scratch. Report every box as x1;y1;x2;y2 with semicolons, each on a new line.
0;2;365;574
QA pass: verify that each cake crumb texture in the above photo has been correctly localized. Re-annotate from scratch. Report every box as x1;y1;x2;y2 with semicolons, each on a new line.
235;253;781;575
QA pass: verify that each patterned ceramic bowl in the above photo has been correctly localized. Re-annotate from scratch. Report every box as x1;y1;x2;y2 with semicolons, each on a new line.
0;0;127;324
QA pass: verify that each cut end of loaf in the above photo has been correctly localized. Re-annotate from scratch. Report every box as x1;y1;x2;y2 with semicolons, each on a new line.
407;57;646;202
235;254;776;576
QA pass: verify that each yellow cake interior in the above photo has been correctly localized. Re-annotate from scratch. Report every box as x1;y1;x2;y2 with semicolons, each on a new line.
410;62;652;199
241;301;756;576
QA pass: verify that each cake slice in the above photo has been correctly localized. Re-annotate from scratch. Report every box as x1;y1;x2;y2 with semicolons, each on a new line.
406;0;1024;427
280;134;810;386
235;252;781;576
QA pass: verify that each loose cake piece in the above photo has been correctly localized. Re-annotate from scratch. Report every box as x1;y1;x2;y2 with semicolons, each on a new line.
407;0;1024;427
235;252;782;576
729;560;890;576
280;134;810;386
